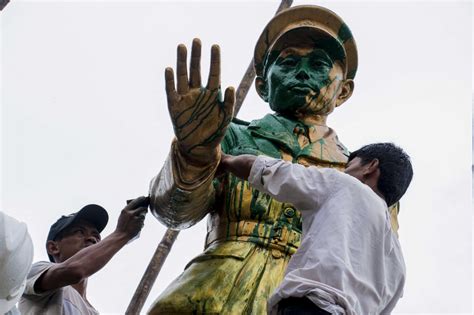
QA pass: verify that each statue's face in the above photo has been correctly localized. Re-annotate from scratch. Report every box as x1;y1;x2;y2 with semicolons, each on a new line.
263;46;345;117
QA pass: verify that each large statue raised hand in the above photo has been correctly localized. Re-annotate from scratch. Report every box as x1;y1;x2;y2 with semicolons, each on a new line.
150;39;234;228
165;38;235;166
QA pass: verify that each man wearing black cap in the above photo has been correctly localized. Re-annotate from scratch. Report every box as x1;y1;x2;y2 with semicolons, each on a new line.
19;196;148;315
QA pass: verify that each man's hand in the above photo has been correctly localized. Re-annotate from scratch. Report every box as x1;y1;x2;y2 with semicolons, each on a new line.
37;196;150;292
165;38;235;165
115;196;149;241
218;153;257;180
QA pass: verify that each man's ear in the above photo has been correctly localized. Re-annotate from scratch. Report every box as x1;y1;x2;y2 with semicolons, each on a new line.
363;158;380;176
255;76;268;102
335;79;354;107
46;240;60;260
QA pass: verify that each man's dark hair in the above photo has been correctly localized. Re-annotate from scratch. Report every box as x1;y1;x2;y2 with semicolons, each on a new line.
348;143;413;207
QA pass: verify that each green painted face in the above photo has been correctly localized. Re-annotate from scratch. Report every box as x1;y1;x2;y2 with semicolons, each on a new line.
263;46;344;118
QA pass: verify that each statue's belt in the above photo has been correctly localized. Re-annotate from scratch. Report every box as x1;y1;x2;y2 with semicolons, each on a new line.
205;220;301;256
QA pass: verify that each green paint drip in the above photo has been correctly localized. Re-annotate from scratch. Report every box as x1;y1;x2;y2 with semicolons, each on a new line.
175;88;208;122
319;138;325;158
226;175;238;239
249;222;261;244
181;94;217;139
172;85;232;155
176;89;216;141
338;23;353;43
186;96;232;153
236;179;245;221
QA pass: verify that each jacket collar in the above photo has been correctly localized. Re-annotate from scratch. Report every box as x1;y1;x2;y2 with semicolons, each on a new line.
248;113;349;163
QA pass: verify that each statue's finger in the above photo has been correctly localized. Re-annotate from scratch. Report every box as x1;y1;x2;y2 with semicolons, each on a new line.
165;67;179;118
223;86;235;118
177;44;189;94
189;38;202;88
165;67;178;108
165;67;176;96
207;44;221;90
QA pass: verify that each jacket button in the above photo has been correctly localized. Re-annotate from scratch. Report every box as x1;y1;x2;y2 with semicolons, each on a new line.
271;249;282;259
284;207;295;218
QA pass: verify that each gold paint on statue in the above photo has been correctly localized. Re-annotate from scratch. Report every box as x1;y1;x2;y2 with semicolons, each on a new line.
148;5;400;314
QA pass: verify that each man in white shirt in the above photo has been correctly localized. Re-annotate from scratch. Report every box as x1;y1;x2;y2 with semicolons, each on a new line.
219;142;413;315
19;196;149;315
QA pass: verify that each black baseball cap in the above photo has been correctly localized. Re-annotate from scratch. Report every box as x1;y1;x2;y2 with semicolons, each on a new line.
46;204;109;262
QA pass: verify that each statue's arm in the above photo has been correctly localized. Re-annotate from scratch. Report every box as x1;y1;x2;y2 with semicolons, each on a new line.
149;39;234;229
149;140;220;229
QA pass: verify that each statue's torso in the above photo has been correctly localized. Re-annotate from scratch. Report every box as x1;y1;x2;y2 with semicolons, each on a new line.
149;114;349;314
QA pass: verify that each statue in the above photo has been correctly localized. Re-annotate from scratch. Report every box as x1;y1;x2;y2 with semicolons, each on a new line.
148;5;397;314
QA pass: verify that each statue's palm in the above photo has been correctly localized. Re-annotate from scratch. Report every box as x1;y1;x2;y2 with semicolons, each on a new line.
165;39;235;164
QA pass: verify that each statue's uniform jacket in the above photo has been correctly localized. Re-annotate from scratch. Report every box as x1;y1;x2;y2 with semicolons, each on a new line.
149;113;352;314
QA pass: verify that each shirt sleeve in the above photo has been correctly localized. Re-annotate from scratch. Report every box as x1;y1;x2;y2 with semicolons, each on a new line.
5;306;21;315
23;261;56;298
248;156;336;211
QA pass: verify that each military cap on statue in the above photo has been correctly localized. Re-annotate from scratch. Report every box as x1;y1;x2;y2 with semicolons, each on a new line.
254;5;358;85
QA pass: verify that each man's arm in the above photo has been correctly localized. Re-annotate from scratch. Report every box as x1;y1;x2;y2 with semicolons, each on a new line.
35;196;148;292
219;153;256;180
221;154;335;211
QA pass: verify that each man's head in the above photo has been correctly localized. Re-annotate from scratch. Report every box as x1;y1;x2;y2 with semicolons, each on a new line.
345;143;414;207
254;5;357;120
46;205;108;263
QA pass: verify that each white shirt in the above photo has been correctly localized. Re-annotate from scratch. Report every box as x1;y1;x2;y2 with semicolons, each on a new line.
248;156;406;315
19;261;99;315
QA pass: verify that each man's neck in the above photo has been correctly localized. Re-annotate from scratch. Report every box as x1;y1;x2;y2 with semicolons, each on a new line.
71;278;88;299
363;177;387;205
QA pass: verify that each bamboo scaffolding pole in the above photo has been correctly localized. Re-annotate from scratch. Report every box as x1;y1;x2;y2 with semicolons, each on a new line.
233;0;293;116
125;228;179;314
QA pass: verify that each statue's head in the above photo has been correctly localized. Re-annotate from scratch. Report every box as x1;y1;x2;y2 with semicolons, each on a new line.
254;6;358;120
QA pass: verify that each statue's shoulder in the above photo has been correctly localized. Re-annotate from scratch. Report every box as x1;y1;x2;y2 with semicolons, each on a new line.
222;114;283;158
226;117;251;137
223;116;277;155
222;117;251;153
226;114;276;137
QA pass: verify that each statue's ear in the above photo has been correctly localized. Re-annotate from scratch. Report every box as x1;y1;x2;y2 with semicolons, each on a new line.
336;79;354;107
255;76;269;102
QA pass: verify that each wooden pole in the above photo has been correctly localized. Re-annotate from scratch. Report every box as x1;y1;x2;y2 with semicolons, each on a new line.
125;228;179;315
233;0;294;117
0;0;10;11
125;1;294;313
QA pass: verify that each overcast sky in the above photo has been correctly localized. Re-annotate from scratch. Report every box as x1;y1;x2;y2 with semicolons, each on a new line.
1;1;472;314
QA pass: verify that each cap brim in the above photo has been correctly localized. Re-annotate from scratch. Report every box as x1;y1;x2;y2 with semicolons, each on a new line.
74;204;109;233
